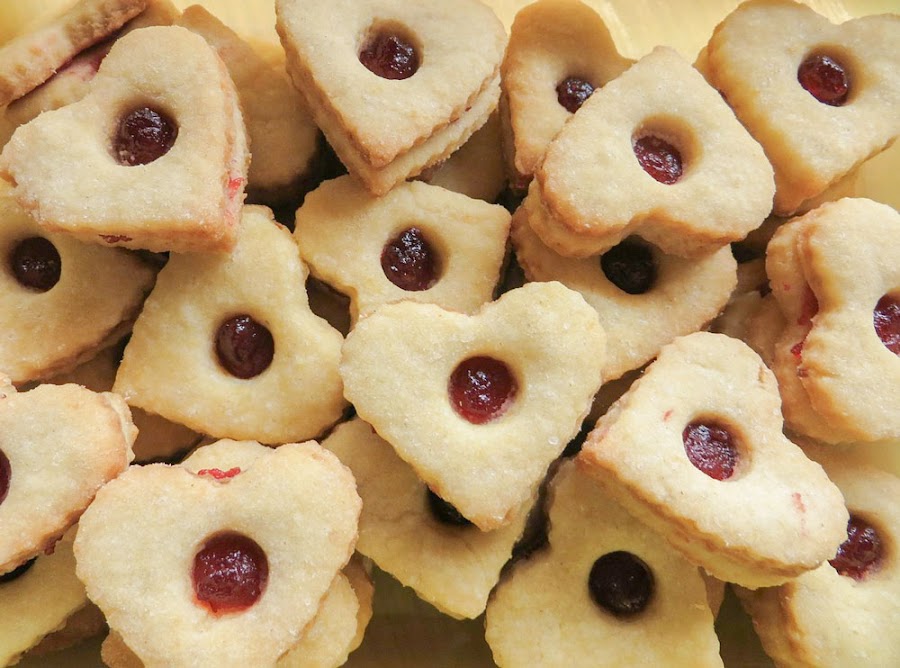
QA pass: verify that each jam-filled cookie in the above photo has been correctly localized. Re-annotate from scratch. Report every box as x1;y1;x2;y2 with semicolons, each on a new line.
341;281;605;530
579;332;848;588
485;460;722;668
525;46;775;259
295;176;510;323
0;25;249;253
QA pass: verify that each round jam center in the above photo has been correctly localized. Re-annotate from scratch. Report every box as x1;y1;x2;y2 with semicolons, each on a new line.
192;532;268;614
829;515;884;581
0;449;10;506
10;237;61;292
359;32;419;80
682;420;739;480
600;239;657;295
449;356;517;425
426;488;472;527
114;106;178;166
381;227;440;292
797;54;850;106
215;315;274;379
0;558;36;584
874;294;900;355
633;135;683;185
556;77;595;113
588;551;655;617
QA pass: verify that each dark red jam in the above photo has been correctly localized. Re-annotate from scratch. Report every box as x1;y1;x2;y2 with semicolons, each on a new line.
0;449;9;506
426;488;472;527
829;515;884;581
449;356;517;425
556;77;595;113
10;237;61;292
114;106;178;166
874;294;900;355
0;558;36;584
588;551;655;617
633;135;683;184
381;227;440;291
215;315;274;379
600;239;657;295
797;54;850;106
192;532;268;614
359;32;419;80
682;420;739;480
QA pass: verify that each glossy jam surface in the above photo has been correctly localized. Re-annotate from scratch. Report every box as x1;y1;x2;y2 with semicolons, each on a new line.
197;467;241;480
449;356;517;425
633;135;683;184
0;558;36;584
556;77;595;113
0;449;9;506
682;420;738;480
829;515;884;581
426;488;472;527
114;106;178;166
215;315;274;379
359;32;419;80
381;227;440;291
10;237;61;292
588;551;655;617
192;532;268;614
600;239;657;295
797;54;850;106
874;294;900;355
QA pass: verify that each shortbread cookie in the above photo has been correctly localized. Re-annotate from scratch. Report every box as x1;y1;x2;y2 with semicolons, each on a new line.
0;378;135;573
295;176;510;323
500;0;633;187
75;441;361;668
526;46;775;259
0;25;249;253
703;0;900;215
579;332;848;588
115;205;346;444
512;204;736;381
485;460;722;668
25;601;105;659
0;183;155;385
324;417;529;619
341;281;605;530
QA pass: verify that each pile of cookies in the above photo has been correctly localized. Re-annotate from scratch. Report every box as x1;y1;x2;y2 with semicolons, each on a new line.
0;0;897;666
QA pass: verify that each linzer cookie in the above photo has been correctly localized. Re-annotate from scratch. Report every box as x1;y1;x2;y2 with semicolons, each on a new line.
702;0;900;215
295;176;510;323
579;332;848;588
275;0;506;195
341;281;605;530
0;25;249;253
525;46;775;259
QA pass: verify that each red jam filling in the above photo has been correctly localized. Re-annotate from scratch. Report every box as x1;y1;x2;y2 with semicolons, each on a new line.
359;32;419;80
588;551;655;617
449;356;517;425
682;420;739;480
0;558;36;584
426;488;472;527
874;294;900;355
0;449;9;506
10;237;61;292
556;77;595;113
114;106;178;166
797;54;850;106
829;515;884;581
197;467;241;480
381;227;440;291
600;239;657;295
215;315;275;380
633;135;683;184
192;532;268;614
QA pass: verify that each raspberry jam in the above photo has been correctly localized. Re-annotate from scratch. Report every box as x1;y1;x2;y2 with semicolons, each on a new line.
359;32;419;80
874;294;900;355
10;237;61;292
449;356;517;425
633;135;683;184
682;420;739;480
192;532;268;614
197;467;241;480
0;558;36;584
381;227;440;291
0;449;9;505
600;239;657;295
588;551;655;617
114;106;178;166
797;54;850;106
556;77;595;113
426;488;472;527
215;315;275;379
829;515;884;581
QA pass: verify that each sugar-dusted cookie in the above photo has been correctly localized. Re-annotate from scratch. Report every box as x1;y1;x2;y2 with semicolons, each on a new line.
485;460;722;668
526;46;775;259
295;176;510;323
75;441;361;667
276;0;505;195
579;332;848;588
115;205;346;444
0;183;155;385
703;0;900;215
341;281;605;530
324;417;529;619
0;377;135;573
0;26;249;253
500;0;633;188
512;203;736;381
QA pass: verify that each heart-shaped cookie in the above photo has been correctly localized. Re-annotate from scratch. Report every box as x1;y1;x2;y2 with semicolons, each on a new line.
74;440;361;667
0;25;249;253
341;281;605;530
